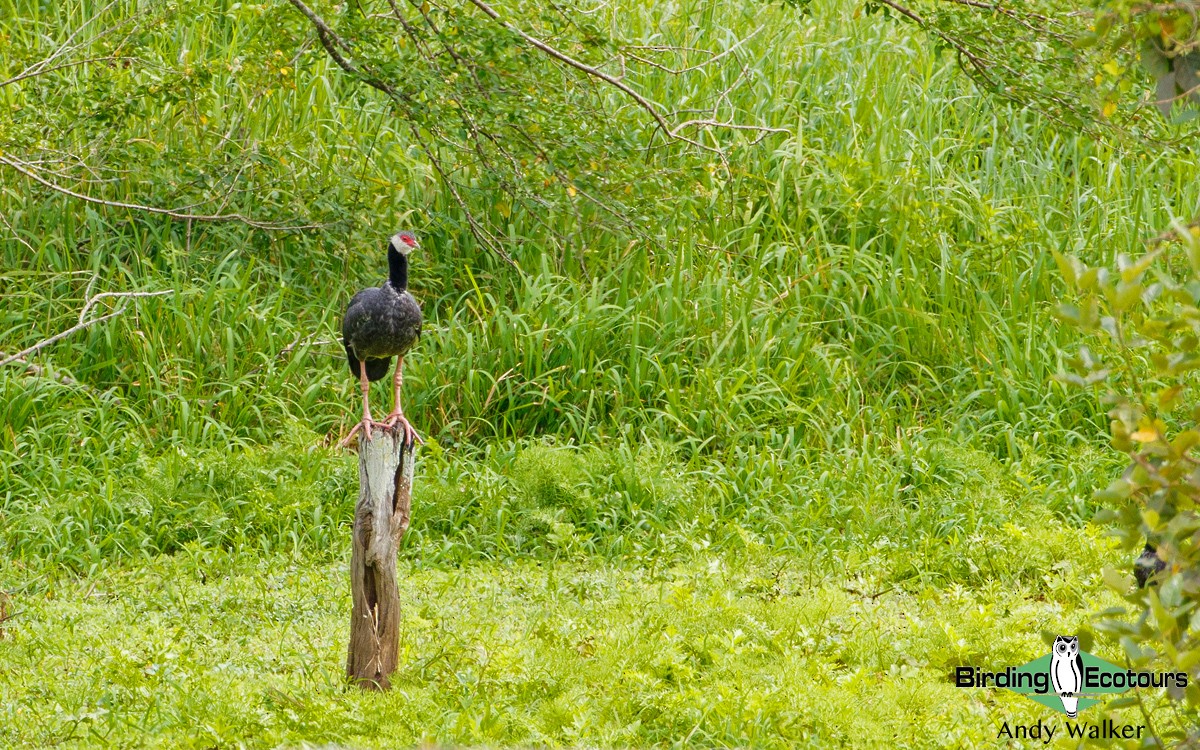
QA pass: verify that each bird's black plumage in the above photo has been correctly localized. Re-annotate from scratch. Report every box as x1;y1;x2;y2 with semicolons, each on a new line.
1134;543;1166;588
344;341;392;382
342;233;423;381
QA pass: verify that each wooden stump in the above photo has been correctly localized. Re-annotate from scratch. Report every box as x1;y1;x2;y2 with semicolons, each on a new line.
346;429;414;690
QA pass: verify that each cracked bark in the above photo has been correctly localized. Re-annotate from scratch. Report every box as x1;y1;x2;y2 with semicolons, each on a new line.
346;430;414;690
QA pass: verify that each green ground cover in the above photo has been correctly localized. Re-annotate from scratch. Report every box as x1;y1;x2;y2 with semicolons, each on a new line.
0;529;1123;748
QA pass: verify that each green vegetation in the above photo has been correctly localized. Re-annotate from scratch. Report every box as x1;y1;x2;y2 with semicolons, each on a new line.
1;0;1197;746
2;538;1122;748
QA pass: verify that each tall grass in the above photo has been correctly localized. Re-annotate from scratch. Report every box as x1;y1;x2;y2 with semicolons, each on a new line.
0;0;1189;569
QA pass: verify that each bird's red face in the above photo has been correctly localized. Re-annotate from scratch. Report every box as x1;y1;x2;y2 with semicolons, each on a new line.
390;231;420;255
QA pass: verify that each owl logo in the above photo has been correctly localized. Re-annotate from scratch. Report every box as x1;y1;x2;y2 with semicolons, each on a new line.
1050;635;1084;718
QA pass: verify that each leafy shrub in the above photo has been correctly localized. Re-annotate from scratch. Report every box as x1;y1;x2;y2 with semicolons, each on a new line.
1056;226;1200;741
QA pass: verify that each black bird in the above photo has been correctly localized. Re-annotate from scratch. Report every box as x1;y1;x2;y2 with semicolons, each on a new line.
339;230;423;447
1134;543;1167;588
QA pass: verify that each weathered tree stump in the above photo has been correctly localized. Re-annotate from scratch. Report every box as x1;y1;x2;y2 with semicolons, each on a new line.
346;429;414;690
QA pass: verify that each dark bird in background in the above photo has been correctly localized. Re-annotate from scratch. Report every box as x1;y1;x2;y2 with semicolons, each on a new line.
1134;544;1167;588
339;230;423;448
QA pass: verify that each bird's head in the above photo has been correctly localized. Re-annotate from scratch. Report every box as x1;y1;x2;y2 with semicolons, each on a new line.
389;230;420;256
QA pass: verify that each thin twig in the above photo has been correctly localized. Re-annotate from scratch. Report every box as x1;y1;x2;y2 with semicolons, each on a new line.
283;0;519;267
622;27;764;75
1149;218;1200;245
286;0;354;52
0;155;319;231
245;332;337;376
6;0;124;83
0;288;174;370
78;289;173;324
0;56;128;88
0;352;82;386
874;0;993;81
0;306;128;370
940;0;1065;36
0;211;34;253
463;0;726;151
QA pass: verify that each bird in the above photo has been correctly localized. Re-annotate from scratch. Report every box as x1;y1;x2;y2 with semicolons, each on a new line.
1050;635;1083;719
1134;543;1166;588
338;230;423;448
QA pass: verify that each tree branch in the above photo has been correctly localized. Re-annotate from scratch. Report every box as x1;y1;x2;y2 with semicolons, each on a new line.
0;289;174;370
77;290;173;325
462;0;720;151
0;352;83;387
0;307;127;370
0;155;320;231
874;0;994;81
0;56;130;89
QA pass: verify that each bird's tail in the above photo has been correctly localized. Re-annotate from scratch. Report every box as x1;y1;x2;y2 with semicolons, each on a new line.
365;357;391;382
345;342;391;382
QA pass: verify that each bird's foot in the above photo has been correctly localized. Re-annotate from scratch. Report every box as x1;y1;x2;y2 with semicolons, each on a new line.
383;412;423;447
337;417;391;449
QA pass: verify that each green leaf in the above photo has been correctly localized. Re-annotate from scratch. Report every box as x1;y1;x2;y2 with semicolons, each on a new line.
1052;248;1078;287
1102;566;1133;593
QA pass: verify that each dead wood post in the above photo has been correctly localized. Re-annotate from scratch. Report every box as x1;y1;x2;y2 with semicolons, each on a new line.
346;429;414;690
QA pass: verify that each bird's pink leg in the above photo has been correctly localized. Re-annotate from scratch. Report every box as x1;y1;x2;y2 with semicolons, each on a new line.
383;357;422;446
338;359;388;448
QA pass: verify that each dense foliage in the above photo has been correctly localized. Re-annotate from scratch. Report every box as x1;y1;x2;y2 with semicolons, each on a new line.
865;0;1200;128
1058;230;1200;740
894;0;1200;741
2;0;1200;746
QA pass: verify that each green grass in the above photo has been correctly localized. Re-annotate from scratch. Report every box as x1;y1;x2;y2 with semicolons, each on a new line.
0;0;1194;745
0;434;1149;748
0;531;1132;749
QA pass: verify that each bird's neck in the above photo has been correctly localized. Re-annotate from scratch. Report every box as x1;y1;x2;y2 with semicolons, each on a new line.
387;244;408;291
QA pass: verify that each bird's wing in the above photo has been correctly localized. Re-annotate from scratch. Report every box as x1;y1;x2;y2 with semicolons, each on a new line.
342;288;380;341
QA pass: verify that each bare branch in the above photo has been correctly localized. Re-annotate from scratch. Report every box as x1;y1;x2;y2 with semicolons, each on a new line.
0;307;127;370
940;0;1065;36
78;289;174;325
875;0;993;81
674;119;791;145
622;27;764;75
1149;217;1200;245
462;0;720;150
7;0;124;81
0;352;85;388
284;0;783;265
284;0;520;267
245;332;337;376
1146;79;1200;109
0;155;319;231
0;56;129;89
285;0;354;52
285;0;401;99
0;287;174;371
412;128;520;268
0;210;34;253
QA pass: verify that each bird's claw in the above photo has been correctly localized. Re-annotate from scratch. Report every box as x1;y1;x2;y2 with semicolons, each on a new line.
337;418;391;449
383;412;423;447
